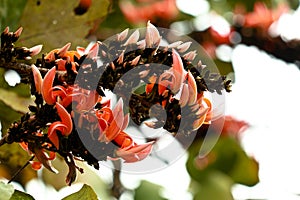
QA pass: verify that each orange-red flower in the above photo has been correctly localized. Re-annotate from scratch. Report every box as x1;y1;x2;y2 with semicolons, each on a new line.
95;98;153;163
119;0;179;24
44;43;80;72
32;65;101;109
114;132;154;163
221;116;249;138
244;2;288;29
19;141;57;173
145;47;212;130
47;102;73;149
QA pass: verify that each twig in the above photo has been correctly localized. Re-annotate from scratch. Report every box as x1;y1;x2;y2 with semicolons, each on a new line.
8;155;35;184
0;61;67;83
111;159;125;199
0;135;8;146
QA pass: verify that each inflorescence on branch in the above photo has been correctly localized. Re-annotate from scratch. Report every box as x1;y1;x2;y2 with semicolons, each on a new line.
0;22;231;185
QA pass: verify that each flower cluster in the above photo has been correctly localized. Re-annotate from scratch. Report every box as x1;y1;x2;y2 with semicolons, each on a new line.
0;27;42;61
120;0;178;24
1;21;231;185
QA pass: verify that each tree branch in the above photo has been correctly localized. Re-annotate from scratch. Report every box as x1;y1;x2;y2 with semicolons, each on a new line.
111;160;125;199
0;60;68;83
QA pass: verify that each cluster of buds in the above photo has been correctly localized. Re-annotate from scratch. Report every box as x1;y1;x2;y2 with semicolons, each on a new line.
0;21;231;185
0;27;42;61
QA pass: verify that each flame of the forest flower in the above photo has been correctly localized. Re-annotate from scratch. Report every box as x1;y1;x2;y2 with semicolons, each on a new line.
116;138;154;163
119;0;178;24
244;2;289;29
41;67;57;105
96;98;153;163
19;142;57;173
48;102;73;149
98;98;129;143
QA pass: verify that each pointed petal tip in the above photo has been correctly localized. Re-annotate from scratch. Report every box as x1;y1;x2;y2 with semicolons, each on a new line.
177;41;192;53
29;45;43;56
187;71;197;105
146;21;161;48
131;55;141;66
3;26;9;34
55;102;73;135
183;50;197;61
42;67;56;105
123;30;140;46
117;51;125;64
14;27;23;37
31;64;43;93
87;42;99;58
58;42;71;57
117;28;129;41
171;49;185;93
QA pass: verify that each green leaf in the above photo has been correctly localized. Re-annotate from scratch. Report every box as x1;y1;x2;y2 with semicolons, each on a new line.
10;190;35;200
186;137;259;186
190;172;234;200
227;146;259;186
62;184;98;200
0;88;33;114
287;0;299;10
0;100;22;135
0;0;27;31
134;180;167;200
0;182;35;200
214;59;234;77
42;159;111;200
17;0;111;53
0;181;14;200
0;143;37;186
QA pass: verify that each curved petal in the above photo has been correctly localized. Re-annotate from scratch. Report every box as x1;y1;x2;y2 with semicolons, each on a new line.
123;30;140;46
58;43;71;57
42;67;56;105
171;49;185;93
145;21;161;48
116;141;154;163
33;148;58;173
87;42;99;59
113;131;134;149
48;130;60;150
48;121;68;137
187;71;197;105
121;113;129;131
56;102;73;135
179;83;189;107
29;45;43;56
31;64;43;94
117;28;129;41
193;107;209;130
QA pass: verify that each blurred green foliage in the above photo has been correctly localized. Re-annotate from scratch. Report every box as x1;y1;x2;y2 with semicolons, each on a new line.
0;0;27;31
62;184;98;200
134;180;167;200
17;0;110;53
